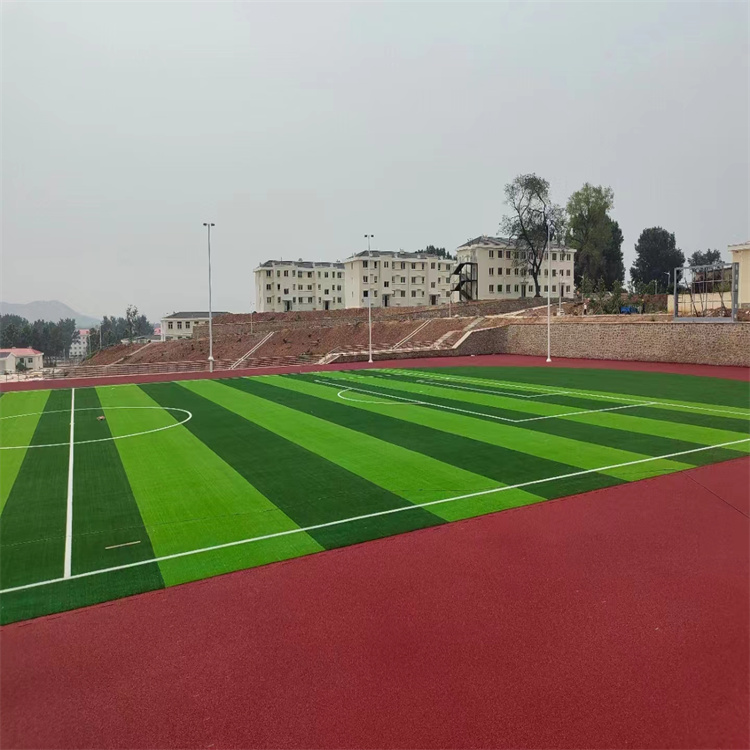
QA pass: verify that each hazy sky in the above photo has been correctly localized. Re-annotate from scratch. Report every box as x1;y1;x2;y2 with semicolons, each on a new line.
2;1;748;321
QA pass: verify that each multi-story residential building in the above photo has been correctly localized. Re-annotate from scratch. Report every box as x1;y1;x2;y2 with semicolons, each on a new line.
69;329;90;359
161;311;230;341
344;251;455;309
454;236;575;301
255;260;346;313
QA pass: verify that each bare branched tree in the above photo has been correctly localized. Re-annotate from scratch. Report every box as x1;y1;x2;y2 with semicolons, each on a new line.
500;174;565;297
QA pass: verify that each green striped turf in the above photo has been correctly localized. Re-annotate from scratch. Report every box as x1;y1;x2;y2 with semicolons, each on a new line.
98;384;322;586
432;366;750;407
0;389;71;590
322;372;747;467
71;388;163;577
0;390;50;513
141;381;445;551
222;376;625;513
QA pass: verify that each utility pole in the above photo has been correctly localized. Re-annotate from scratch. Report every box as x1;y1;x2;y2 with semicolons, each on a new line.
203;222;215;373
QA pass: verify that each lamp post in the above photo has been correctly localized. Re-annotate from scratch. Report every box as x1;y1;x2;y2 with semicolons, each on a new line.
546;216;554;363
365;234;374;363
203;222;215;373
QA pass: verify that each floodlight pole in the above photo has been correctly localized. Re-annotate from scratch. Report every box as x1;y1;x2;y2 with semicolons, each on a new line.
203;222;215;373
546;218;552;363
365;234;374;363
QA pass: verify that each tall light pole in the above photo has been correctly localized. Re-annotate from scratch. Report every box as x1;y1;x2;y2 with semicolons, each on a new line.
203;222;215;373
365;234;374;363
546;215;554;363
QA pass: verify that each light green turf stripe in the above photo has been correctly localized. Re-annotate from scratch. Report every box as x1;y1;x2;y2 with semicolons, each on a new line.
96;385;323;586
385;368;750;417
332;371;750;449
0;390;51;513
179;379;541;514
261;375;693;483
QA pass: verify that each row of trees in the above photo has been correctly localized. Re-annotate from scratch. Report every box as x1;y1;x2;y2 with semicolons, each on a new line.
87;305;154;354
0;316;79;361
0;305;155;361
500;174;723;297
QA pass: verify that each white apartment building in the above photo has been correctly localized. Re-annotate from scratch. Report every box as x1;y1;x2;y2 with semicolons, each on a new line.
344;251;455;309
161;311;230;341
255;260;346;313
455;236;575;301
69;329;90;359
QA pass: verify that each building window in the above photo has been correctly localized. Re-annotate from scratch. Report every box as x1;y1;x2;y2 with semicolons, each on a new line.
277;297;281;303
552;285;556;293
566;285;571;293
552;269;557;276
363;260;368;268
276;271;280;277
266;270;272;277
544;269;548;276
384;262;389;268
431;281;436;288
400;290;406;297
514;268;519;276
506;250;511;259
566;269;571;276
544;285;548;292
167;322;173;329
185;322;191;329
489;284;494;292
266;284;271;290
411;263;416;269
411;290;416;297
506;285;511;292
489;268;494;276
177;322;182;329
514;284;519;292
324;272;329;278
293;297;297;303
489;250;494;258
411;277;417;283
363;290;369;298
283;270;288;277
309;272;313;278
337;297;342;303
552;253;557;261
324;289;329;295
277;284;281;290
384;281;390;288
374;291;378;297
431;262;436;269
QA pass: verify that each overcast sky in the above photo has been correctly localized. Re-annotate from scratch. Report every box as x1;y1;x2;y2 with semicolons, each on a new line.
2;1;748;321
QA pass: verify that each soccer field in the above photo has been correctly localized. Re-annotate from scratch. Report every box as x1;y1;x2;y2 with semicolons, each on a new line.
1;365;749;624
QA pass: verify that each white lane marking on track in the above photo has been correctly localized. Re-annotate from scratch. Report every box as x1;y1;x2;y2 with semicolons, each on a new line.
323;380;654;423
63;389;75;579
2;436;748;595
105;540;141;550
0;406;192;450
415;379;569;399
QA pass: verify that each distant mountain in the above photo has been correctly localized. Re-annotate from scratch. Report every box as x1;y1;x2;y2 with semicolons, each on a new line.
0;300;100;328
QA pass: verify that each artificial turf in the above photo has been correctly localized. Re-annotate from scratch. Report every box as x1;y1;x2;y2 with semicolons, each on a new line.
1;365;748;623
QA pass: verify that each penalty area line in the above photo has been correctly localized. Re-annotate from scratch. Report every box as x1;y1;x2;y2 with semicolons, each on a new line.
2;436;748;596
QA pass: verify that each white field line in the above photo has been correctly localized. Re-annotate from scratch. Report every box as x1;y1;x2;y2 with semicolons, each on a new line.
105;540;141;550
0;406;192;450
338;389;417;406
320;380;653;424
2;436;748;595
382;370;750;419
63;389;75;578
415;379;569;399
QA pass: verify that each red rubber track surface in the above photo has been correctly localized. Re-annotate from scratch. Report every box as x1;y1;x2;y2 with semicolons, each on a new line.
1;354;748;392
2;457;748;749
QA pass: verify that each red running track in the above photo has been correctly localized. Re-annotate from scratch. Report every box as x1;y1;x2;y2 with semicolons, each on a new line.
1;354;748;392
2;458;748;749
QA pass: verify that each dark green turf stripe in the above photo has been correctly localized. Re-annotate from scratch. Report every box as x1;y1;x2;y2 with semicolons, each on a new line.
314;373;741;466
0;566;165;625
434;366;750;408
140;382;444;549
71;389;164;586
0;389;71;588
620;405;749;435
225;377;623;500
